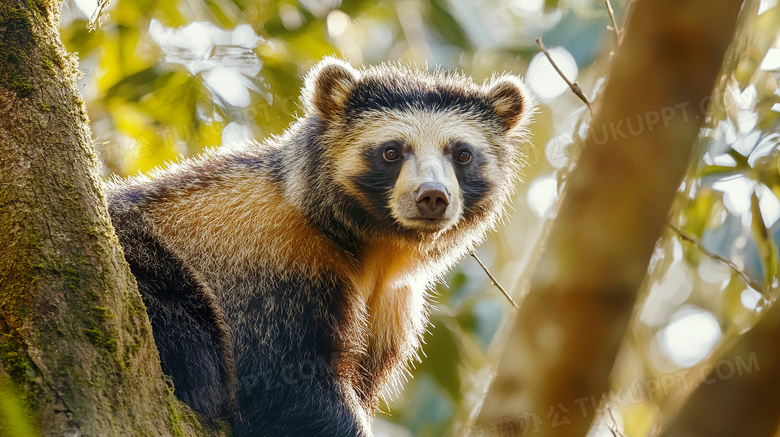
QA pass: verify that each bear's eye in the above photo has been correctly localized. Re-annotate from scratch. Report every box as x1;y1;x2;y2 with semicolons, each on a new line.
383;146;400;162
455;150;472;164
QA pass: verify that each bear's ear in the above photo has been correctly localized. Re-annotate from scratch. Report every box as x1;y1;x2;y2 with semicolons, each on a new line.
304;58;359;122
485;76;535;132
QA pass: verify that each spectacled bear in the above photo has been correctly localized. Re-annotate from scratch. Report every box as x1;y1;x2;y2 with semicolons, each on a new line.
106;58;535;436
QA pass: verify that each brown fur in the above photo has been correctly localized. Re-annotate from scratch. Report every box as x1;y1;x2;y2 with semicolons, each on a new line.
106;58;536;436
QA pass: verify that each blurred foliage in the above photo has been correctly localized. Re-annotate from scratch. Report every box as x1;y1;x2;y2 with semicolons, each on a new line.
608;1;780;436
32;0;779;435
0;378;37;437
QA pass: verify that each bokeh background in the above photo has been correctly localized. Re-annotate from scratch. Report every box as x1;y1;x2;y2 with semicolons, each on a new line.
58;0;780;435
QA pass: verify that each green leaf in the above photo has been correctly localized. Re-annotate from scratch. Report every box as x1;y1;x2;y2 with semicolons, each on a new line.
698;165;741;178
681;188;724;238
417;316;462;400
721;275;746;335
735;6;780;89
544;0;560;11
751;188;779;288
427;0;471;48
0;381;38;437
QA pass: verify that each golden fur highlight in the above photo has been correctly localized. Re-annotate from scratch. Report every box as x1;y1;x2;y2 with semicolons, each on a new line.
106;57;536;435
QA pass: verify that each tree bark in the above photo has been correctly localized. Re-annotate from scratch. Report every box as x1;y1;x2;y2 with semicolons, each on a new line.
0;0;226;435
656;289;780;437
474;0;744;436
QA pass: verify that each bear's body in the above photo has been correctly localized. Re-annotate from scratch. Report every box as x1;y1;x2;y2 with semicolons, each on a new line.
106;59;534;436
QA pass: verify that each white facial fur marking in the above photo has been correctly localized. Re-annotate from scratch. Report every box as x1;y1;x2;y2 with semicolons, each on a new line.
332;108;504;233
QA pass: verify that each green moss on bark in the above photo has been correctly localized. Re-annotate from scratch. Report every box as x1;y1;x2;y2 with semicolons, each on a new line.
0;5;36;97
92;306;113;320
0;0;234;434
42;58;54;74
0;333;32;386
84;323;118;354
0;228;39;325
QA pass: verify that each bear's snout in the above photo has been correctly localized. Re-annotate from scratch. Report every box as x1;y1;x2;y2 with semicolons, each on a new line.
414;182;450;218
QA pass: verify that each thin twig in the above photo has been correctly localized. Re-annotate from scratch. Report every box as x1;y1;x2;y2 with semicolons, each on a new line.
470;251;520;310
604;0;621;45
669;223;765;293
535;37;594;116
87;0;110;31
607;408;625;437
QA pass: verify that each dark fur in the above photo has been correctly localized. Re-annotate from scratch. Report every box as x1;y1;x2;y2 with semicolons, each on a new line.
109;199;235;418
109;158;369;436
106;59;534;436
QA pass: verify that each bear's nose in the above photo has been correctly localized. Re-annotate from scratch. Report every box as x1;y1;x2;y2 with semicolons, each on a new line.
414;182;450;218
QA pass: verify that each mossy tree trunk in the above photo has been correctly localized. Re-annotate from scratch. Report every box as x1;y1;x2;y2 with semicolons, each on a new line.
0;0;227;435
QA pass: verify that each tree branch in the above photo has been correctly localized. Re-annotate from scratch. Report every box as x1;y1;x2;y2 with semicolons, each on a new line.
669;223;765;294
604;0;621;45
535;37;594;115
0;0;225;434
475;1;744;436
470;251;520;310
656;284;780;436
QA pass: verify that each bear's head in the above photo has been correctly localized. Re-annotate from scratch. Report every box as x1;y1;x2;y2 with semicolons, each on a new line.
301;58;536;241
